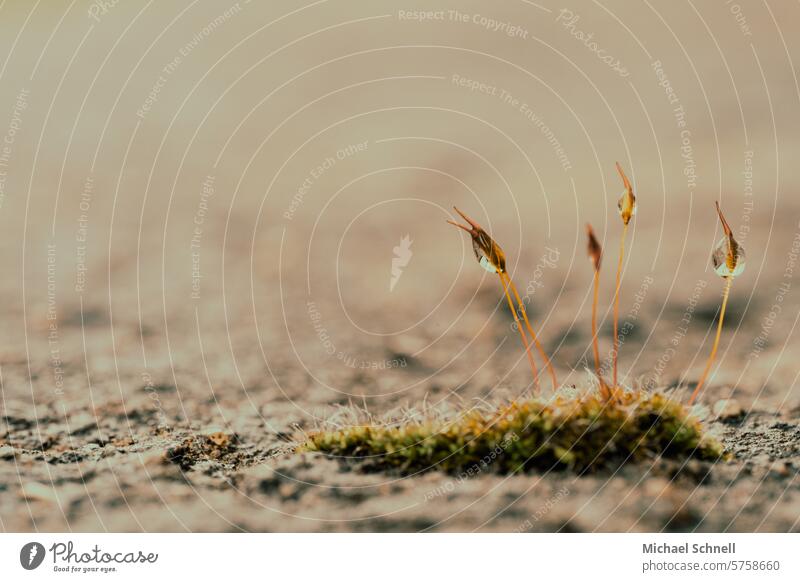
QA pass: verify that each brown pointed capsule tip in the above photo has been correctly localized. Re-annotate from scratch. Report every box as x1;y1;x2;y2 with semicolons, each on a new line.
715;201;740;273
447;206;482;234
446;219;471;233
616;161;633;192
586;223;602;270
453;206;483;231
447;207;506;273
715;201;733;238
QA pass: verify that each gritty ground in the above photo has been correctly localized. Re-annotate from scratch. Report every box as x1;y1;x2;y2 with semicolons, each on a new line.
2;268;800;532
1;0;800;532
1;392;799;532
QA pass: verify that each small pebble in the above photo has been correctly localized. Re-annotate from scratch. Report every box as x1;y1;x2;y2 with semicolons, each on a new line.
202;428;236;448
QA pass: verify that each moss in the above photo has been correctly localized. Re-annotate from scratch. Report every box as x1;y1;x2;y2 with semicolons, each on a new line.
299;391;726;475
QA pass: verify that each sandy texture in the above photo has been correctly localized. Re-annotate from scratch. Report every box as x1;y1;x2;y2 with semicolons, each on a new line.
1;0;799;531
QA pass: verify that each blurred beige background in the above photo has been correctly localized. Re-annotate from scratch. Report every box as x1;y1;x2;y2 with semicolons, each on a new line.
1;0;799;532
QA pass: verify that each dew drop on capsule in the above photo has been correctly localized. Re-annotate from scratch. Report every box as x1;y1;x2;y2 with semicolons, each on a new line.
712;237;746;278
617;192;636;222
471;239;500;273
478;255;499;273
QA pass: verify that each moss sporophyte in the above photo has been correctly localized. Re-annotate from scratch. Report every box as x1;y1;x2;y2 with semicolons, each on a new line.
688;202;746;405
613;162;636;389
301;166;743;474
447;206;557;393
585;222;608;399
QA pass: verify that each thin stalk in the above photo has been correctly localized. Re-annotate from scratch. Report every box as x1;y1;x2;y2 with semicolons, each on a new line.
499;272;540;390
591;268;605;393
506;278;558;392
688;276;733;405
586;222;608;399
612;222;628;387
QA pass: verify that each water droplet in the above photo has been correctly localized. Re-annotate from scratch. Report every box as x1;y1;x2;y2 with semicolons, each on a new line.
615;163;636;225
618;192;636;222
478;255;499;273
472;239;498;273
449;207;505;273
712;237;746;278
471;238;502;273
